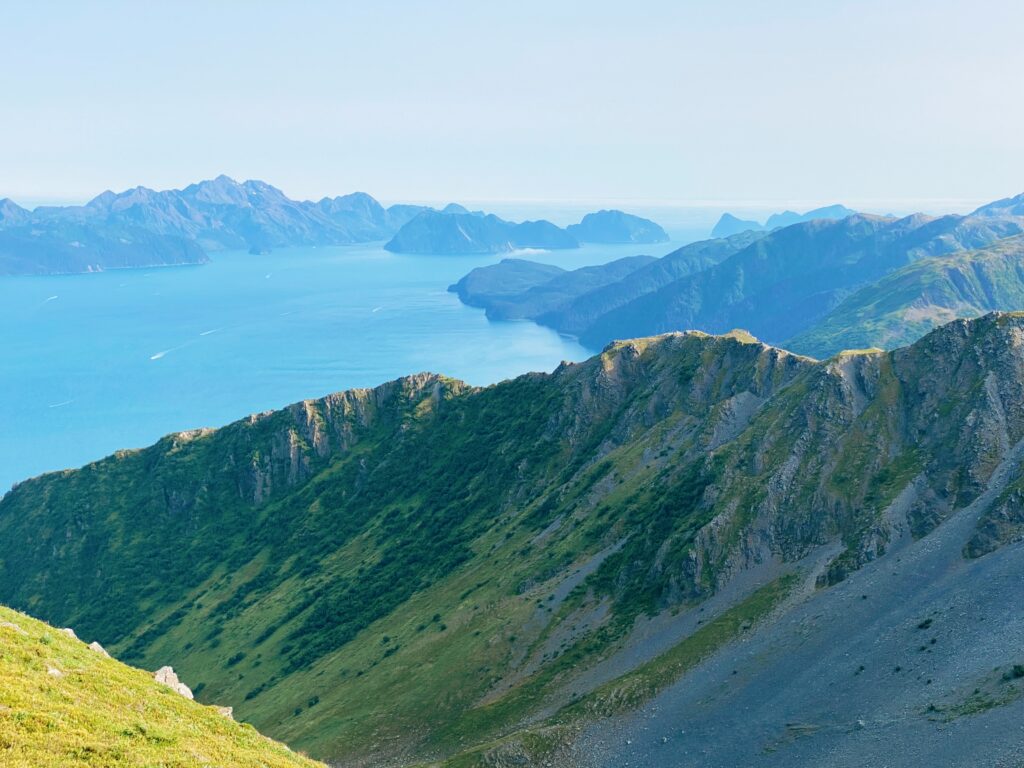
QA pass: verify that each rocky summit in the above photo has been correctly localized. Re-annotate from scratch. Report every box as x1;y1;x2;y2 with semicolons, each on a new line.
2;313;1024;766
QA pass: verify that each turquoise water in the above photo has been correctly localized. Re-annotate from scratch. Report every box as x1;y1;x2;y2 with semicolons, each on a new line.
0;241;677;492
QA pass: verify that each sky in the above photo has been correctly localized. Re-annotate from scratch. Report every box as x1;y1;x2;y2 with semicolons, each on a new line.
2;0;1023;211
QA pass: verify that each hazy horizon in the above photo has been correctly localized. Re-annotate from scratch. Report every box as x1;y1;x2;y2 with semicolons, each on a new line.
3;1;1022;207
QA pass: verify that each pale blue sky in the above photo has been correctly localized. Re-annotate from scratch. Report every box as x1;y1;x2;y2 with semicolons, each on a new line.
2;1;1022;209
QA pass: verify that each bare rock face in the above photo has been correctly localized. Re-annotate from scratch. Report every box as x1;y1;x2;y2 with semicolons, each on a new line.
153;666;194;699
88;640;110;657
215;705;234;719
60;627;78;639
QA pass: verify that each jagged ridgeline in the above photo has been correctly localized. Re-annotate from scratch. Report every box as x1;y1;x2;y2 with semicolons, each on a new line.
3;314;1024;765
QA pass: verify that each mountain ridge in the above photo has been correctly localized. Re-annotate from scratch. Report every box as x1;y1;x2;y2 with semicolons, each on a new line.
384;208;667;255
4;313;1024;765
1;178;671;272
449;197;1024;358
710;203;859;237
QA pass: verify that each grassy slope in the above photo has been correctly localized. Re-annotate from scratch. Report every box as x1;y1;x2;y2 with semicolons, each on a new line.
787;235;1024;358
0;605;322;768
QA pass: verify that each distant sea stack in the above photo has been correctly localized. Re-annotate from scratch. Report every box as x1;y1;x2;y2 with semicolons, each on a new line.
383;206;670;255
384;211;580;255
566;209;669;244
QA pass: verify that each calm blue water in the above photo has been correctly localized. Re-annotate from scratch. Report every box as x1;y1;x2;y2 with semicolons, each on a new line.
0;241;680;492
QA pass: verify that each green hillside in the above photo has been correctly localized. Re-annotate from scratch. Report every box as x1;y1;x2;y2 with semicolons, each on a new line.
787;235;1024;357
0;605;323;767
4;315;1024;765
448;205;1024;354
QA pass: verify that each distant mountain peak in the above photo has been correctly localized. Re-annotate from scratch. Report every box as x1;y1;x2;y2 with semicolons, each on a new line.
711;212;762;238
713;204;859;238
566;209;668;244
85;189;118;209
971;192;1024;218
0;198;30;224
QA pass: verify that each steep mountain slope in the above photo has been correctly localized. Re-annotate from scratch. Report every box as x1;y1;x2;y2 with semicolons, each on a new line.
3;315;1024;766
0;198;31;226
969;191;1024;219
575;212;1024;349
448;255;656;320
577;436;1024;767
445;200;1024;356
448;230;762;336
0;605;323;767
787;234;1024;357
538;230;765;338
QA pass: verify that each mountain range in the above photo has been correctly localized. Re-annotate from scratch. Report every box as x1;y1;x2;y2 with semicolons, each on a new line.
710;204;859;238
452;194;1024;358
0;177;669;273
0;177;424;275
5;313;1024;765
383;208;668;255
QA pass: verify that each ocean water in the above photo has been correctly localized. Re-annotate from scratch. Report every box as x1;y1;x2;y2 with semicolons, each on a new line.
0;240;683;492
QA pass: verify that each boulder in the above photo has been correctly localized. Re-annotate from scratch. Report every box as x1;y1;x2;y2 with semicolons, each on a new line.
88;641;110;657
154;665;194;699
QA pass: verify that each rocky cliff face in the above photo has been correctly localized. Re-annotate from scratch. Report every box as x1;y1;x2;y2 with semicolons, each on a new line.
2;315;1024;766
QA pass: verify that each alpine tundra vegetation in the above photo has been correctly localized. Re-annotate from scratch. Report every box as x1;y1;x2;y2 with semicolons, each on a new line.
0;605;324;767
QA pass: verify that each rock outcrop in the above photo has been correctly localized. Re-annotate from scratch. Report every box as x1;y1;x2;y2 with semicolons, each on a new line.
154;666;194;699
89;640;110;657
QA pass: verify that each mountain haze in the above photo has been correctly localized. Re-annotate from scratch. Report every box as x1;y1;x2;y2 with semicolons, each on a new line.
1;179;671;272
452;196;1024;358
710;204;859;238
383;208;667;255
